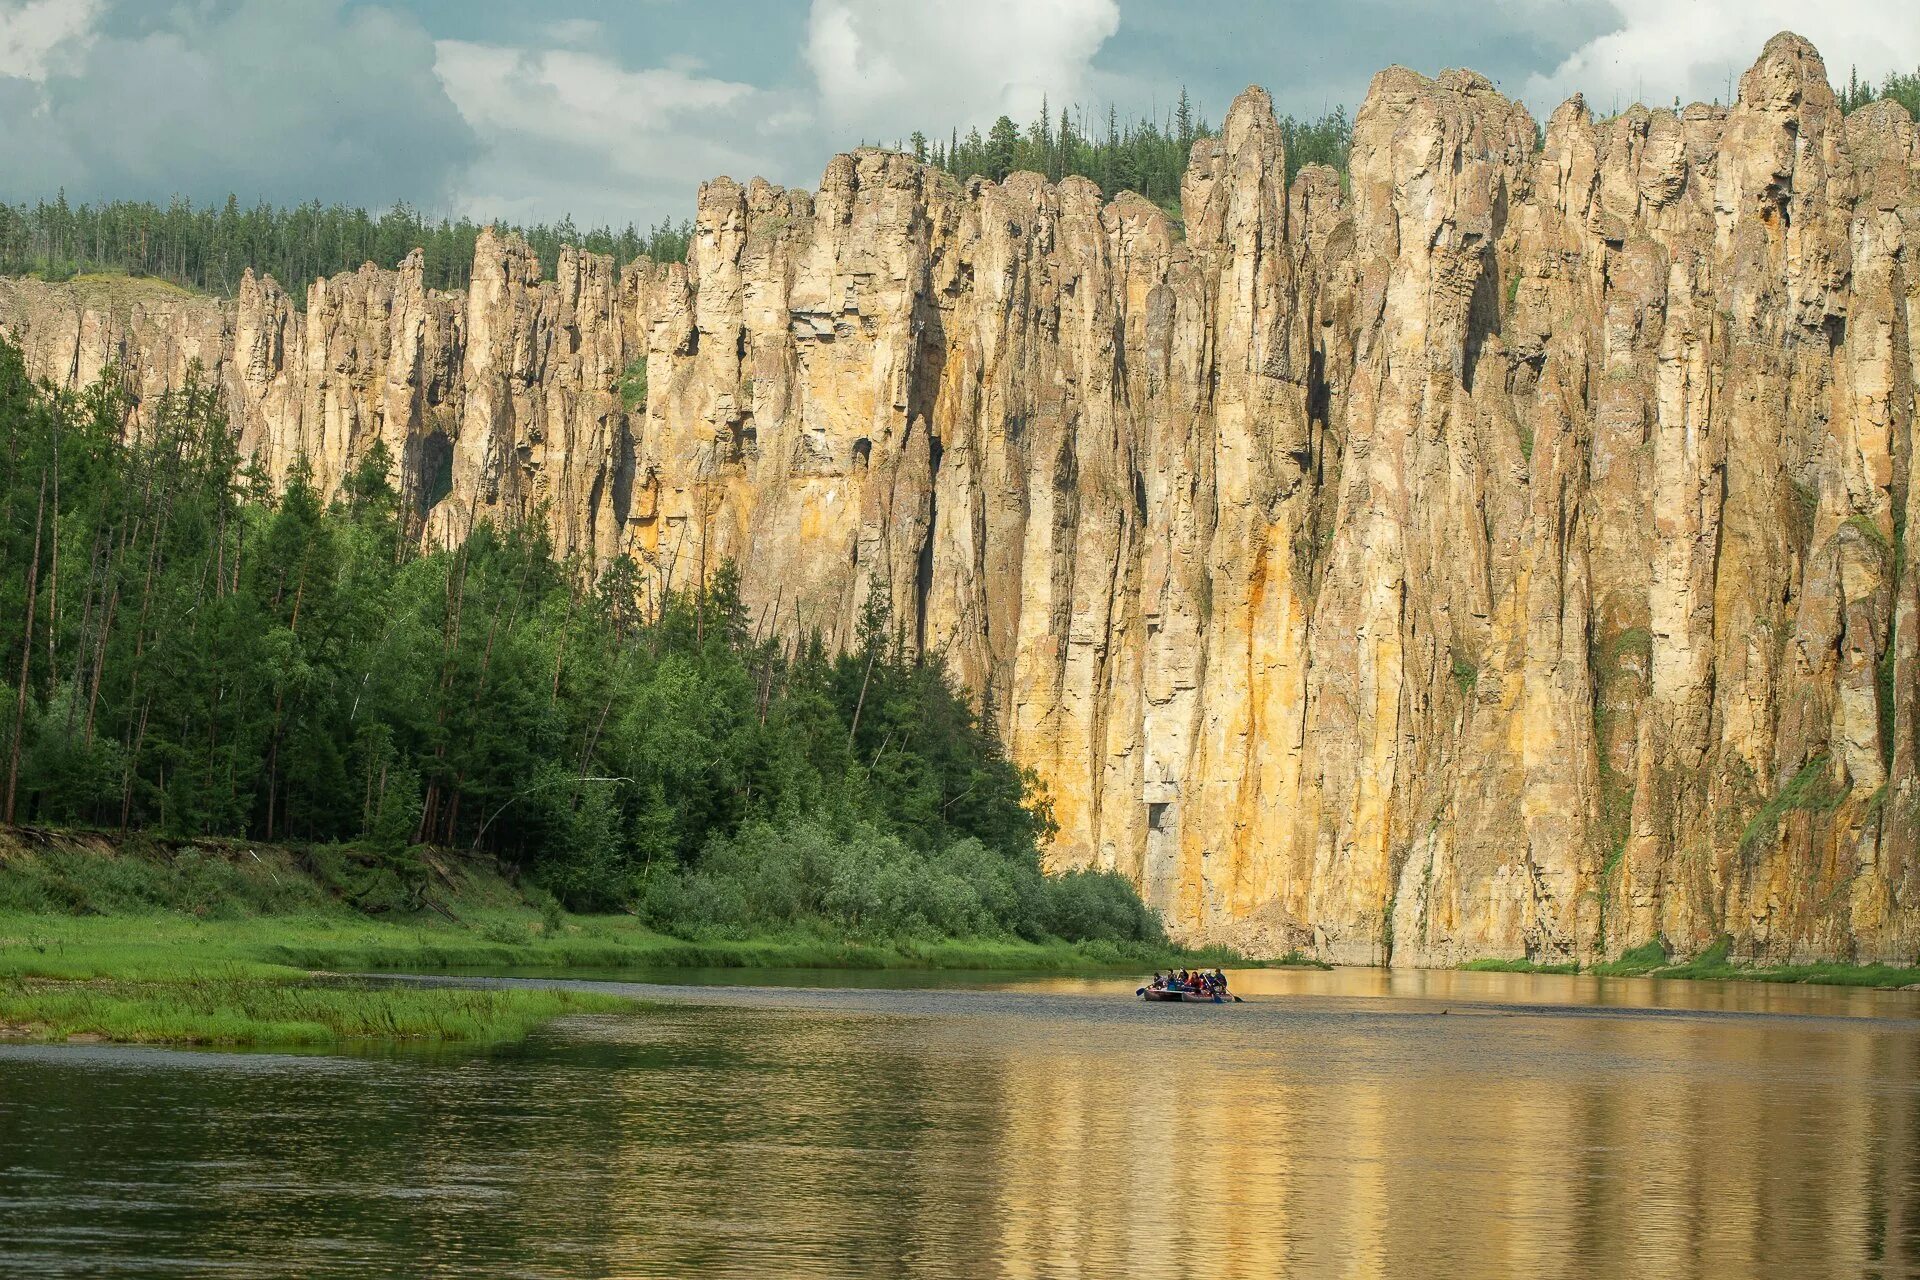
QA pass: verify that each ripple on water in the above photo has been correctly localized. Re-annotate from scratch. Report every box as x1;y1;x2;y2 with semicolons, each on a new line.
1;970;1917;1279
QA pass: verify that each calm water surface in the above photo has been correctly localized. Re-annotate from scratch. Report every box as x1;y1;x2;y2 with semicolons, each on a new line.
2;967;1917;1278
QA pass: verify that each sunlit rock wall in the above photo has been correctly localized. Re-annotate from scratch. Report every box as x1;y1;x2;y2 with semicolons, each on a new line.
4;33;1915;966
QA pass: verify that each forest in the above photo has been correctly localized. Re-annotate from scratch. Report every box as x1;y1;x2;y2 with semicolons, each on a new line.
0;97;1353;298
913;94;1353;209
0;198;694;301
0;342;1164;947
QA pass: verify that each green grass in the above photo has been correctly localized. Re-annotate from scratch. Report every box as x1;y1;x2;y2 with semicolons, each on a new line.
0;976;634;1047
1462;957;1581;975
1736;754;1848;858
1675;961;1920;988
1450;650;1479;695
0;908;1229;982
1844;512;1894;560
616;355;648;410
0;831;1247;1045
1465;936;1920;988
1589;938;1669;975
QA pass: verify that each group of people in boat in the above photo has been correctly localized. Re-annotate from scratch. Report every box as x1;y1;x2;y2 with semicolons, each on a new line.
1150;968;1229;997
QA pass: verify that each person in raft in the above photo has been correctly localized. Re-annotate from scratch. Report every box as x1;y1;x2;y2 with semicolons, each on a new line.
1149;969;1229;996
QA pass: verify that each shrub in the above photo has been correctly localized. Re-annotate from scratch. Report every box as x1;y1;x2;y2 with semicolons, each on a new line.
635;820;1166;947
617;356;648;411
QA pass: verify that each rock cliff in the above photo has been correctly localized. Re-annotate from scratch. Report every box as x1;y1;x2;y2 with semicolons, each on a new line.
3;34;1915;965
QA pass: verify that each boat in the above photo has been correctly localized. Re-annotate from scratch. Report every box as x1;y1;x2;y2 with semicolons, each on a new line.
1137;986;1240;1003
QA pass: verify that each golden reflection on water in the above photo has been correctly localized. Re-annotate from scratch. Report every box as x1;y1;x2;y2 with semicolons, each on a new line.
1;972;1917;1278
558;972;1920;1278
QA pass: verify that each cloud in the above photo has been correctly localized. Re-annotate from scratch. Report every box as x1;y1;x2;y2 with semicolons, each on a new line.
436;41;754;139
1519;0;1920;114
18;0;1907;240
805;0;1121;138
547;18;604;48
0;0;96;80
434;39;803;227
0;0;477;210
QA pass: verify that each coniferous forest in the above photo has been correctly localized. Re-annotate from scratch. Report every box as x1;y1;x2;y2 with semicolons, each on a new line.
0;97;1359;299
0;199;694;301
0;342;1163;945
916;94;1352;208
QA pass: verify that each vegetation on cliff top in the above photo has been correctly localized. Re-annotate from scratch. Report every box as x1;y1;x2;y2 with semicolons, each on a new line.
0;343;1166;954
1838;65;1920;117
911;94;1353;207
0;196;693;298
1;97;1358;298
1;61;1913;301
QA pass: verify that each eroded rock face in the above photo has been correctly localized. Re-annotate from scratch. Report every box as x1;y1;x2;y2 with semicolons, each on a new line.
4;33;1915;964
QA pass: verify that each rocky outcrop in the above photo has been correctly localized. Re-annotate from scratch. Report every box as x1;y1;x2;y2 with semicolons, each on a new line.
3;33;1915;965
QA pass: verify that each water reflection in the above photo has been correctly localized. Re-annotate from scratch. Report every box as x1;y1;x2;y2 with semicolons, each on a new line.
2;974;1917;1278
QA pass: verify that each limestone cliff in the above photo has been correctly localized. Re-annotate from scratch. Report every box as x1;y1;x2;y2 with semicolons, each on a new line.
4;34;1915;965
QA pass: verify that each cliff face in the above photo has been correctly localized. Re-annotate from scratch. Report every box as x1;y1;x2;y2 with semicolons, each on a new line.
4;34;1915;965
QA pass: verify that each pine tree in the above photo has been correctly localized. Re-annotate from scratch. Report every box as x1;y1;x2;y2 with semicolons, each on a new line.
985;115;1021;181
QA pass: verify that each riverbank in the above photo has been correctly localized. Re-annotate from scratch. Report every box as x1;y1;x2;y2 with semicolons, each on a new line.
0;976;637;1047
0;829;1238;1045
1463;938;1920;989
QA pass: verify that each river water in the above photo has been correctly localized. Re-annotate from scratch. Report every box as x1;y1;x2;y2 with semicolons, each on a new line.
1;967;1916;1278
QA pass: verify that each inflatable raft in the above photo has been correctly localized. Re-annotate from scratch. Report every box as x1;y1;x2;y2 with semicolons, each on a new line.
1137;987;1238;1003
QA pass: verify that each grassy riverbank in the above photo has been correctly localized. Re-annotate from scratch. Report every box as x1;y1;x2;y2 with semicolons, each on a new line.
1463;938;1920;989
0;830;1234;1045
0;908;1230;983
0;977;635;1047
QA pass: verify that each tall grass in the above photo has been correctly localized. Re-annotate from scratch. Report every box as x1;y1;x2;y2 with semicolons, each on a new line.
0;832;1241;1046
0;909;1215;983
1462;957;1581;975
0;976;634;1046
1464;935;1920;989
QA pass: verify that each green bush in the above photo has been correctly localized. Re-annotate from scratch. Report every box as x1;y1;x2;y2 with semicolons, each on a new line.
635;820;1166;947
617;356;647;411
1617;939;1667;967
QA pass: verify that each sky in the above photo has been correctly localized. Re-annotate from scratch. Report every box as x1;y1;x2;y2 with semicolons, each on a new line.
1;0;1915;229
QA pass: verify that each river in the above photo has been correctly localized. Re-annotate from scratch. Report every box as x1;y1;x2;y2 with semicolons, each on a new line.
2;967;1916;1278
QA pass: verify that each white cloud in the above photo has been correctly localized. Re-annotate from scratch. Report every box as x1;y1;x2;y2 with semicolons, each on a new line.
436;41;753;140
805;0;1121;138
0;0;99;81
0;0;476;214
1519;0;1920;114
434;39;802;226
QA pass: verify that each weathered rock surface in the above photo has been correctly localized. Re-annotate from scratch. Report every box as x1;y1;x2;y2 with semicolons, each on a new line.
4;33;1915;965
